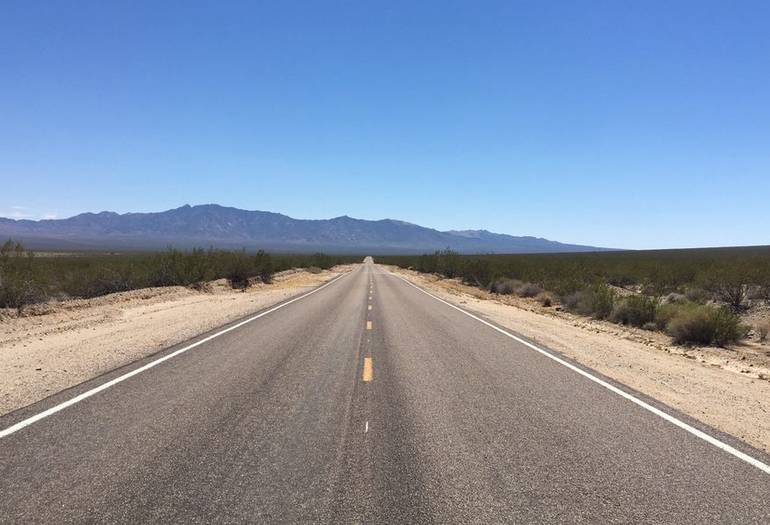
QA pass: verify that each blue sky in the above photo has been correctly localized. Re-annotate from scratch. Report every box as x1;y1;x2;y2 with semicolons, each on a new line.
1;1;769;249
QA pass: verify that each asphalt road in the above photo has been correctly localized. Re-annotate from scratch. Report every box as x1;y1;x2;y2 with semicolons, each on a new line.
1;261;769;523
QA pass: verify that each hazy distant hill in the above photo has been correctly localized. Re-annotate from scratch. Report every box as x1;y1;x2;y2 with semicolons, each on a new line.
0;204;609;254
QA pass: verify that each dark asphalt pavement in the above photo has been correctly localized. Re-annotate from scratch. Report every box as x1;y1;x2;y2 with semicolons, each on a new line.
1;261;769;523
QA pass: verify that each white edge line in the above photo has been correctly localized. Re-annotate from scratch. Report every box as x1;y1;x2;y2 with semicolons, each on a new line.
0;271;351;439
391;271;770;476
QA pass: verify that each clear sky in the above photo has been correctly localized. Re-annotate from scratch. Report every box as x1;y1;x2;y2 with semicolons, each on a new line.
1;1;768;249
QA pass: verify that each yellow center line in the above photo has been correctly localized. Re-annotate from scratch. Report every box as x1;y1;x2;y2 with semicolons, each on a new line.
368;305;372;310
366;320;372;330
362;357;373;382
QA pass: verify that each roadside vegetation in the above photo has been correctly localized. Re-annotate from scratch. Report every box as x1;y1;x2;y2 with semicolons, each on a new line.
380;247;770;347
0;240;358;313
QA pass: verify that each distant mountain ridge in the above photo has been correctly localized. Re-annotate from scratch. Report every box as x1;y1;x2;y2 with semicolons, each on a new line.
0;204;610;254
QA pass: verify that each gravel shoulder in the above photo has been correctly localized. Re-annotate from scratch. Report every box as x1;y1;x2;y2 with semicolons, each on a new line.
0;265;354;415
387;266;770;454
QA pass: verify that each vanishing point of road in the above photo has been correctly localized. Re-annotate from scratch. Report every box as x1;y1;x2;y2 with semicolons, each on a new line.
2;260;769;523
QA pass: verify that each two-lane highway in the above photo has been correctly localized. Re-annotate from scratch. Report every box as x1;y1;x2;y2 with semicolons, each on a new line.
1;261;769;523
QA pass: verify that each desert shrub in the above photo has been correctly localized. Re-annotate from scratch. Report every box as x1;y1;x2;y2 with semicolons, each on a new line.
654;302;683;330
610;295;658;327
413;249;462;278
225;251;253;289
151;248;212;287
562;291;583;312
306;266;323;274
700;264;751;310
0;240;43;311
665;304;748;346
758;281;770;305
563;284;616;319
0;242;358;307
489;278;520;295
69;266;143;298
437;249;461;278
254;250;274;283
661;292;687;304
461;258;492;287
536;291;556;307
380;246;770;304
516;282;543;298
684;287;710;303
756;320;769;343
607;272;637;287
544;277;584;298
589;284;617;319
642;321;658;331
308;252;335;270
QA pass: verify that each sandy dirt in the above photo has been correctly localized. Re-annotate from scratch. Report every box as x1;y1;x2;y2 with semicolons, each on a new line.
0;266;354;415
388;267;770;454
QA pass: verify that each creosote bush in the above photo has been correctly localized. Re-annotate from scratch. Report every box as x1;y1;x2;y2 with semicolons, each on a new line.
489;278;520;295
563;284;616;319
151;248;213;287
379;248;770;348
610;295;658;328
665;304;748;346
489;279;542;298
225;251;253;289
701;265;752;311
0;239;359;311
536;291;556;307
661;292;686;305
653;303;681;331
381;246;770;304
0;240;42;312
515;282;543;298
684;287;710;304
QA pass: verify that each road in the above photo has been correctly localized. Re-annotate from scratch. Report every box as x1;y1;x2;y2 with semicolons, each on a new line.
1;261;769;523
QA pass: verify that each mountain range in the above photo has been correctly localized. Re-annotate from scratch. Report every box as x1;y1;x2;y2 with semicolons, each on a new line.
0;204;609;254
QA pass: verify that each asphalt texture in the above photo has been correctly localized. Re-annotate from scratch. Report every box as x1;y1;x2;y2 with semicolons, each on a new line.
1;261;769;523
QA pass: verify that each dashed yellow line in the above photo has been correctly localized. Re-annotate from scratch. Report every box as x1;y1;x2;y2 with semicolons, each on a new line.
368;305;372;311
362;357;373;382
366;320;372;330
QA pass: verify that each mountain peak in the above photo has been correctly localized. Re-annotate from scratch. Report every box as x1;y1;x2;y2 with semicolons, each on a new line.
0;205;610;254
